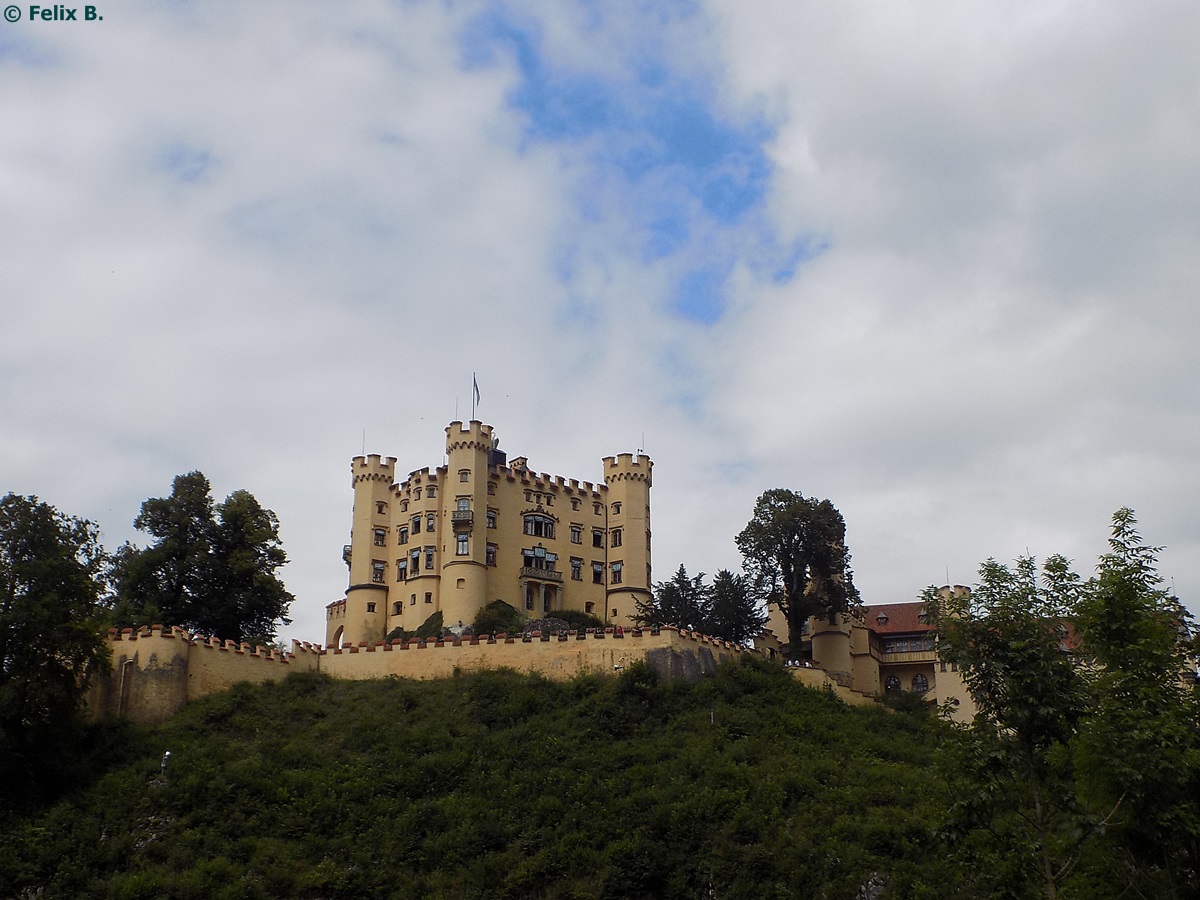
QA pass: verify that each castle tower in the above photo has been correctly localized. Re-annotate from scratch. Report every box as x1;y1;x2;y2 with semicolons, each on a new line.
337;454;396;646
810;613;853;685
602;452;653;626
440;421;494;628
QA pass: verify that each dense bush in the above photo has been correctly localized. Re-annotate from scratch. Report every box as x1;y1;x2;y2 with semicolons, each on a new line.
0;663;961;899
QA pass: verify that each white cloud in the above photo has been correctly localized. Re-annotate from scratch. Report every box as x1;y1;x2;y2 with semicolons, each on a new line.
2;0;1197;645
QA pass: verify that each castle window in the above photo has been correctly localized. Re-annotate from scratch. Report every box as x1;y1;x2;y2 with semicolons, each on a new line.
488;482;496;495
570;525;582;544
487;510;497;529
427;513;435;532
545;495;553;506
410;593;416;606
410;549;420;573
425;547;434;569
424;592;432;604
412;515;421;534
912;674;930;694
456;533;469;555
457;578;465;589
611;561;623;584
525;490;532;502
570;558;582;580
592;562;603;584
876;614;889;626
373;528;387;547
415;488;422;499
522;547;557;572
371;561;385;583
611;528;622;548
571;499;580;511
486;543;497;566
367;602;376;613
392;602;401;615
426;486;436;499
594;502;603;515
397;560;407;581
457;498;470;511
611;502;621;515
398;526;408;545
523;515;554;538
400;500;408;512
376;501;387;515
459;469;470;482
585;601;595;614
592;529;604;548
885;676;901;693
525;593;534;611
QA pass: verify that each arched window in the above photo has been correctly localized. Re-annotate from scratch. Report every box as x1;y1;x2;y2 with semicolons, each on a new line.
884;675;901;693
912;674;930;694
523;514;555;539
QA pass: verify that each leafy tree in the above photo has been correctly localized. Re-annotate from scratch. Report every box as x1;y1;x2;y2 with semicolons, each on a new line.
735;489;859;654
472;600;523;635
634;564;710;630
932;555;1089;899
705;569;764;643
0;493;110;804
1071;509;1200;897
112;472;293;644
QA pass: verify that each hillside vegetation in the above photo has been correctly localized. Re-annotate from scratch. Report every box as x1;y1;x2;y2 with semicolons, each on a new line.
0;660;956;899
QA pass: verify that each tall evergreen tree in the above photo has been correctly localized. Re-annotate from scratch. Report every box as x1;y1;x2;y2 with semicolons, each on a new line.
634;564;710;630
705;569;764;643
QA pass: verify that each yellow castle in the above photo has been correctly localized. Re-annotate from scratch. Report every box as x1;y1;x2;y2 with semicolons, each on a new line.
326;420;653;647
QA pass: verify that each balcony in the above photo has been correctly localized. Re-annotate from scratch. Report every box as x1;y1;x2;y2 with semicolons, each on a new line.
879;649;939;664
520;566;563;582
451;510;473;528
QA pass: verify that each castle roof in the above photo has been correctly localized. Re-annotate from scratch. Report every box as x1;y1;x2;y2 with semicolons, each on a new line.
861;601;932;635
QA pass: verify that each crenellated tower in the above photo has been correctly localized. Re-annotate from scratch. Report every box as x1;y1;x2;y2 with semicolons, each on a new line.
335;454;396;646
602;452;653;626
440;420;495;628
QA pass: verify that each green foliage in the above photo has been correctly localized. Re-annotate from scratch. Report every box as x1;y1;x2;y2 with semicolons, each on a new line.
0;493;112;809
736;489;859;655
0;662;964;898
111;472;293;643
386;611;445;644
472;599;524;635
707;568;765;643
933;509;1200;899
636;567;765;644
635;563;710;630
551;607;605;631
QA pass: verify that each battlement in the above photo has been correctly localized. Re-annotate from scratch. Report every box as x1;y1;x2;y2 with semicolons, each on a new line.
352;454;397;485
104;624;314;663
446;420;495;453
603;453;653;485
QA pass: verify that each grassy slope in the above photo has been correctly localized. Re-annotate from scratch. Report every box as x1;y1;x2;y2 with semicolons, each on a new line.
0;659;958;900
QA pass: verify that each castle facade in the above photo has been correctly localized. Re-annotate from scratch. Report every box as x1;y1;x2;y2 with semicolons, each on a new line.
327;421;652;647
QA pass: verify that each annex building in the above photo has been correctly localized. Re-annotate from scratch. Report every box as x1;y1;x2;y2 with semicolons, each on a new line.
326;420;653;647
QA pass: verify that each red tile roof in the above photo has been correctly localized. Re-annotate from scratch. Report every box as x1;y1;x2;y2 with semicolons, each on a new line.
861;601;933;635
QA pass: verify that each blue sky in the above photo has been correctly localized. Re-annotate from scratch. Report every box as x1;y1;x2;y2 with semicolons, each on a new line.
1;0;1198;643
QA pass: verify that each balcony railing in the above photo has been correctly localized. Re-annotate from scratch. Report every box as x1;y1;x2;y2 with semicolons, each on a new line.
520;566;563;582
879;649;939;664
451;510;473;527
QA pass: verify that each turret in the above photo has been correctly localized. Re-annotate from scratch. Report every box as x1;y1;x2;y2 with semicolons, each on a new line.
602;452;653;626
337;454;396;646
440;421;493;627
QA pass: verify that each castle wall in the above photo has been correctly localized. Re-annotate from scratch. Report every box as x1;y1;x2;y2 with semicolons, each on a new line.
88;626;752;724
319;627;744;682
87;626;320;725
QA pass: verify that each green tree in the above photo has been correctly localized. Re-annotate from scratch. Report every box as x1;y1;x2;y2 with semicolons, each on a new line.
1071;509;1200;898
705;569;764;644
113;473;293;644
0;493;110;804
932;555;1089;900
735;489;859;655
634;564;710;630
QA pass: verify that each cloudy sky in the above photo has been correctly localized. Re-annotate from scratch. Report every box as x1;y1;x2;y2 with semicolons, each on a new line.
3;0;1197;642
